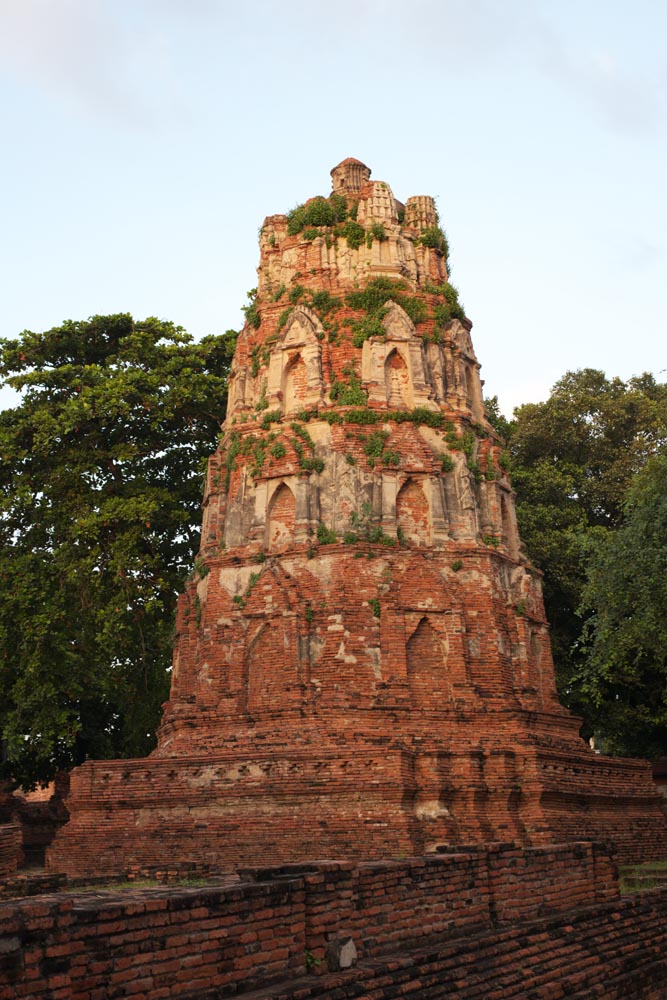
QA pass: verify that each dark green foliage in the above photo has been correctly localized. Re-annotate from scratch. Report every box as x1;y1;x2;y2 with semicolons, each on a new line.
366;223;387;247
345;278;430;346
352;313;387;348
0;314;234;787
308;290;341;315
344;408;383;425
446;428;476;461
418;225;449;257
348;501;396;548
329;194;348;221
290;422;324;473
508;369;667;746
360;429;401;467
363;429;390;458
346;277;410;314
430;283;466;325
337;220;365;249
401;297;428;325
330;364;367;406
277;308;292;332
286;195;348;236
316;523;338;545
576;452;667;757
242;288;261;330
260;409;282;429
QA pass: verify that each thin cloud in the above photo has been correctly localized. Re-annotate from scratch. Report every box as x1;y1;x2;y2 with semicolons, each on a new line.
0;0;171;125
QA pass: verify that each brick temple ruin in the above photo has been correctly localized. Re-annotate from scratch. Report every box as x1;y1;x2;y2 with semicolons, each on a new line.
4;158;667;1000
36;157;667;878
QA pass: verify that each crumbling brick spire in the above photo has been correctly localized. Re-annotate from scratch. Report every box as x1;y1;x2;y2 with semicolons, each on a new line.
45;160;667;878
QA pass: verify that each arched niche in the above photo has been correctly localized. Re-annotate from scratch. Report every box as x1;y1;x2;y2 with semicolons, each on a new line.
396;478;430;545
283;352;308;413
385;348;411;408
266;481;296;551
361;301;437;410
243;621;299;715
265;306;324;411
406;616;448;708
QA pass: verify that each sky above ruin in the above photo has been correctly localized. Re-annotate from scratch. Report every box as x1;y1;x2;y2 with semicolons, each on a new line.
1;0;665;415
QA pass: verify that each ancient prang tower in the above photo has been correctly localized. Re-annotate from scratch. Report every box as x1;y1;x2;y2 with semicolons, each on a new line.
48;159;666;875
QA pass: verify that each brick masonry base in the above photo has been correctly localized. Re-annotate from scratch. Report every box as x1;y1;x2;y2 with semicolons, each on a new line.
3;842;667;999
45;742;667;878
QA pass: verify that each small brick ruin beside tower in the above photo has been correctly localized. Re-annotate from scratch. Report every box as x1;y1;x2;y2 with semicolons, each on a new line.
47;159;667;876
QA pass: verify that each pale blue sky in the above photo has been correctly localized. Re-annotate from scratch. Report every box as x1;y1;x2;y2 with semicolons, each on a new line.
1;0;665;414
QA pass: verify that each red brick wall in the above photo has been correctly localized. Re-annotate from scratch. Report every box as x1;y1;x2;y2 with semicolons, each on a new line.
0;825;20;877
0;842;624;1000
284;353;307;412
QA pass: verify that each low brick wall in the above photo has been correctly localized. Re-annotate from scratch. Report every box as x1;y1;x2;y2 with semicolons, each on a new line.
0;841;619;999
215;891;667;1000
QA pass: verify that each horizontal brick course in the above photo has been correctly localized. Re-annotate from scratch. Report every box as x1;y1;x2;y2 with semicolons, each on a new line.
0;842;619;998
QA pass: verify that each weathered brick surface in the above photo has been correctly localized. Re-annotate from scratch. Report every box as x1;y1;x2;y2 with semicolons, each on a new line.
220;894;667;1000
46;159;667;877
0;825;20;878
3;843;653;1000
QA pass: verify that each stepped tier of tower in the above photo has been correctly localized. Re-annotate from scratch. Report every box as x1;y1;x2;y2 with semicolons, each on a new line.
46;160;667;876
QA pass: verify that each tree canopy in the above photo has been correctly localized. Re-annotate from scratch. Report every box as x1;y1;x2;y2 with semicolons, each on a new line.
0;314;234;787
577;451;667;757
494;368;667;751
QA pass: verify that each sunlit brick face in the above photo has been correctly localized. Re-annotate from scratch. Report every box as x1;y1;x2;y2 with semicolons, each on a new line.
396;478;429;544
267;482;295;551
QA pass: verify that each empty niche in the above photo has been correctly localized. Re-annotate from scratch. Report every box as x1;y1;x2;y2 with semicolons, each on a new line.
407;617;447;708
245;623;294;714
384;348;411;408
283;352;308;413
266;482;296;551
396;478;430;544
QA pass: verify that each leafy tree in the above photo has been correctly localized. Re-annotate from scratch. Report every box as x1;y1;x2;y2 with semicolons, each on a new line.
0;314;234;787
505;369;667;731
576;452;667;757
